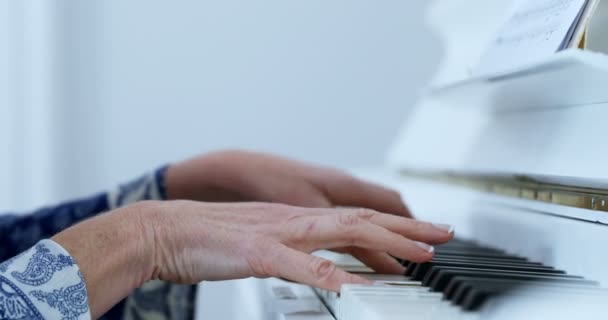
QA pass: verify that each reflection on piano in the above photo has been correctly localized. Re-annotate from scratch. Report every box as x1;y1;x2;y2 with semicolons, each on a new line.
195;1;608;319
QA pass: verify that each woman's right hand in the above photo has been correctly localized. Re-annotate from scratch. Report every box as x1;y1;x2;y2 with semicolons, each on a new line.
53;200;454;318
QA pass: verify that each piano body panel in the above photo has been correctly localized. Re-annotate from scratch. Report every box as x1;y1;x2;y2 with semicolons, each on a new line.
350;168;608;287
386;99;489;172
461;101;608;179
389;2;608;182
389;95;608;182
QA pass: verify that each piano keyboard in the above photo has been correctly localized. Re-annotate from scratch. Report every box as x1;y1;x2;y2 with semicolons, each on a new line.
314;239;608;320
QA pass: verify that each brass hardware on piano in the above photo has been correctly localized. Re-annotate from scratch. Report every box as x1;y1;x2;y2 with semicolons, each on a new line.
400;170;608;213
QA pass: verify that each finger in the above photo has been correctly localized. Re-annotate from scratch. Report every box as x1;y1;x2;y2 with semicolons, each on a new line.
315;170;412;218
310;208;454;245
348;248;405;275
274;245;372;292
290;213;435;263
365;212;455;245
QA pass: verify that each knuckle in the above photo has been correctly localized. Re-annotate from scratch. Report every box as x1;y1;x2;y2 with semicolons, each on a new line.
284;207;308;223
337;213;361;229
283;207;307;222
303;220;318;237
248;255;274;278
290;218;318;243
246;237;278;278
308;257;336;281
354;208;377;221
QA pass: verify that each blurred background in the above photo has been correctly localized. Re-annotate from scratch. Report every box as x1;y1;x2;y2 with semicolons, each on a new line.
0;0;441;212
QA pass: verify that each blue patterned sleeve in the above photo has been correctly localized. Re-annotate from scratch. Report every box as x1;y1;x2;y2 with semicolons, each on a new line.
0;240;90;320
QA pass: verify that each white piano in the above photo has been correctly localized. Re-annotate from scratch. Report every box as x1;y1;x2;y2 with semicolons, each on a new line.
195;1;608;319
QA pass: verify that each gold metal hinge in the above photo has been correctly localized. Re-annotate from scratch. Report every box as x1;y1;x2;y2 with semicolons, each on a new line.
400;170;608;212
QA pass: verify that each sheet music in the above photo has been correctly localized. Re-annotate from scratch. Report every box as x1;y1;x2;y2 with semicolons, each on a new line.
476;0;589;75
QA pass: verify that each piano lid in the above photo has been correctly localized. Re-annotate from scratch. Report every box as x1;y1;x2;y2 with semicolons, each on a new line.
387;0;608;183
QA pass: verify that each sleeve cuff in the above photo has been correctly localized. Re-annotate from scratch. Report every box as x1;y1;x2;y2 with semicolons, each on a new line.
0;239;91;320
107;165;170;210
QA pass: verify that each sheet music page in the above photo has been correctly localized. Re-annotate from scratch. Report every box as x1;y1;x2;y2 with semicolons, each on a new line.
476;0;589;75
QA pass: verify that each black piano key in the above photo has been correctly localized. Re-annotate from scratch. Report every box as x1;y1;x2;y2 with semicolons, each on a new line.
438;238;480;246
433;267;576;296
410;261;563;281
429;256;542;265
458;280;602;311
393;238;603;313
435;242;493;250
402;251;531;269
449;277;601;308
448;277;595;302
434;247;508;255
434;251;528;260
453;281;510;306
424;267;584;292
420;264;559;286
461;286;505;311
399;239;522;268
405;257;543;276
423;258;546;271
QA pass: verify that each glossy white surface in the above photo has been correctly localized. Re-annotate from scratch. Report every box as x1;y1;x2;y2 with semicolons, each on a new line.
195;278;332;320
352;168;608;286
389;0;608;183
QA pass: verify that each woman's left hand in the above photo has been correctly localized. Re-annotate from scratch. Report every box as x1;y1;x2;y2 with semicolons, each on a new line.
165;150;411;217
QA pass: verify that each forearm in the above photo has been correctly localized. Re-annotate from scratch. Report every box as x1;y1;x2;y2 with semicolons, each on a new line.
1;166;168;262
0;193;109;261
52;201;157;318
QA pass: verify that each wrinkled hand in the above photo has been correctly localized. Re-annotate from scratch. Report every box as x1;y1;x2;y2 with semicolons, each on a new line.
146;201;452;288
54;199;453;318
165;150;411;217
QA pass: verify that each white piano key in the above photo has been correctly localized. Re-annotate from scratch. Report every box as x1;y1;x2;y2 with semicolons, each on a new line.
264;278;329;315
312;251;375;273
280;312;334;320
337;284;446;320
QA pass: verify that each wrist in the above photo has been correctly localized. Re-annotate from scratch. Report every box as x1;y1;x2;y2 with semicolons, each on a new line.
119;200;165;284
52;200;162;318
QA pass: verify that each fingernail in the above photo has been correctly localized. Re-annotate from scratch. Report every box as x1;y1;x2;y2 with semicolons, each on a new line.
415;241;434;253
433;223;455;234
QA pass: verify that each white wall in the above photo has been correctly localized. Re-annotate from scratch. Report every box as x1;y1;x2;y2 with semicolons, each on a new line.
1;1;65;211
4;0;442;210
0;0;12;209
